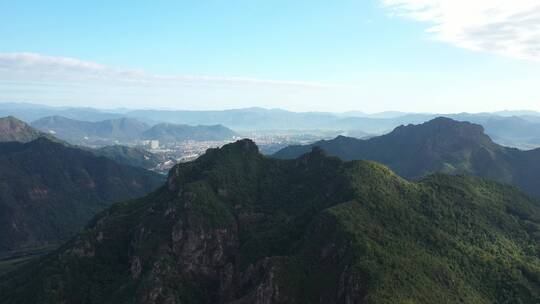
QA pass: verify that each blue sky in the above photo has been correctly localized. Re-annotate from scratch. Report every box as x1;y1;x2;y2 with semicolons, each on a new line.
1;0;539;113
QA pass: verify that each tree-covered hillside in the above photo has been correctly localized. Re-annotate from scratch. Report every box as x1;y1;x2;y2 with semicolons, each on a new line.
0;137;164;256
1;139;538;303
275;117;540;198
92;145;164;170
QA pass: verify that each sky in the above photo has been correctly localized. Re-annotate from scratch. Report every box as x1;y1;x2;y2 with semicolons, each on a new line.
1;0;540;113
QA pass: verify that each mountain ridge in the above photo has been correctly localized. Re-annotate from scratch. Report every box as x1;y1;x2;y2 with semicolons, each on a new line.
143;123;239;142
92;145;164;170
0;116;51;143
0;136;164;256
274;117;540;197
4;103;540;148
31;115;239;145
31;116;150;145
1;139;538;303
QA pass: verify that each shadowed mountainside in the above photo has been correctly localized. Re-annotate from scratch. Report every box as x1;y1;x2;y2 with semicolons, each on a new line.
92;145;165;170
0;137;164;256
275;117;540;197
1;139;538;303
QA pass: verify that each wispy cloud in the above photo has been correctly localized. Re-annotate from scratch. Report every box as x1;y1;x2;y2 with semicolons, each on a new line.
0;52;335;89
381;0;540;61
0;52;356;111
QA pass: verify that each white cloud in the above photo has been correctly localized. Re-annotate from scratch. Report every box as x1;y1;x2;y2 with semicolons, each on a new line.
0;52;334;89
381;0;540;61
0;52;354;111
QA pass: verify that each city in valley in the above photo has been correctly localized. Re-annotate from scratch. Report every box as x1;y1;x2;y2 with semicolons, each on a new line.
124;130;345;173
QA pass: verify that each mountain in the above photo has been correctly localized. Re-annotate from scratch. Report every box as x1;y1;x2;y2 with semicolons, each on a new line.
31;116;150;145
0;137;164;256
5;102;540;148
0;104;434;132
31;116;240;145
474;116;540;149
142;123;238;142
93;145;164;170
0;103;123;122
0;116;49;143
0;116;164;172
124;108;431;132
124;108;540;147
1;140;538;303
275;117;540;198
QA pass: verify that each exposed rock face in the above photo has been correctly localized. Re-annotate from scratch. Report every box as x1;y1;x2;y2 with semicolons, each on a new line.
1;139;539;304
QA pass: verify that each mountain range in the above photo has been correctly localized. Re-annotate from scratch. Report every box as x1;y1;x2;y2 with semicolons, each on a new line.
275;117;540;198
0;103;123;123
31;115;239;146
0;139;538;303
0;117;165;259
4;103;540;149
0;116;166;171
0;137;164;257
31;116;149;144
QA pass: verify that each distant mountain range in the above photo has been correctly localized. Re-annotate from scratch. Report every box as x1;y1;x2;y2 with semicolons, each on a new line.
275;117;540;198
31;115;239;146
31;116;149;145
1;139;538;303
142;123;239;142
3;103;540;149
0;103;123;122
0;116;166;171
0;117;164;258
472;115;540;149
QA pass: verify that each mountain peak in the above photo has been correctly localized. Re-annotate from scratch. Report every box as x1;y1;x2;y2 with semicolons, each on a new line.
396;116;484;131
230;138;258;151
0;116;47;143
391;117;491;145
274;116;512;186
0;115;27;127
427;116;485;131
202;138;259;160
168;139;260;191
430;116;462;123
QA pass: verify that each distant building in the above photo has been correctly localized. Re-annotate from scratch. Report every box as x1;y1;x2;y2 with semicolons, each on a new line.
150;140;159;149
